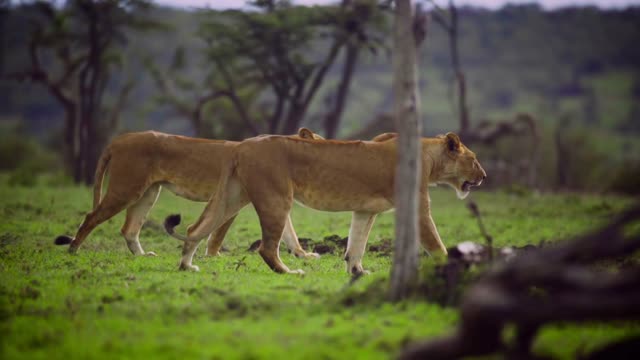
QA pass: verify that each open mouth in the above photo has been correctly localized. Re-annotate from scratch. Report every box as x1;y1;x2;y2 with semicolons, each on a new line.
462;180;481;192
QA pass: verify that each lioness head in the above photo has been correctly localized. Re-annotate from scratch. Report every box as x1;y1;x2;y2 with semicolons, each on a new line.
436;132;486;199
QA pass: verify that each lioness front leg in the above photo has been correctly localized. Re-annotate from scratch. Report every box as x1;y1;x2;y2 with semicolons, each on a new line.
419;196;447;257
256;212;304;274
248;193;303;274
344;212;378;275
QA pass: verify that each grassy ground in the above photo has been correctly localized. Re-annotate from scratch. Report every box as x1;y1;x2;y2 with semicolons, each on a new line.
1;182;639;359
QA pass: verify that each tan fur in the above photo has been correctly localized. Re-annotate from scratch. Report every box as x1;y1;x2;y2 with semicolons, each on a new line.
59;128;324;262
167;132;487;274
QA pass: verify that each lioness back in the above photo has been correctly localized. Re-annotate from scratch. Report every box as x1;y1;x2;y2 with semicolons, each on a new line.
106;131;236;201
236;136;397;212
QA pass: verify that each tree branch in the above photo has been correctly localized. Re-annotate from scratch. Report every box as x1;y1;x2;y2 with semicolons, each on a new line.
214;59;261;135
108;80;135;133
301;33;348;110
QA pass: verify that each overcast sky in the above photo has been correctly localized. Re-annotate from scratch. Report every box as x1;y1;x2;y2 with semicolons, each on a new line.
156;0;640;10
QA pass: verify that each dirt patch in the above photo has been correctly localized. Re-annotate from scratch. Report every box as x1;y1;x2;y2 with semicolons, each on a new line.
312;243;336;255
298;237;313;250
323;234;348;248
247;235;348;255
369;238;393;256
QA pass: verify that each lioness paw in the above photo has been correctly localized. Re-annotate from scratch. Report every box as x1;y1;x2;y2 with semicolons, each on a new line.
179;264;200;272
293;250;320;259
287;269;305;275
145;251;157;257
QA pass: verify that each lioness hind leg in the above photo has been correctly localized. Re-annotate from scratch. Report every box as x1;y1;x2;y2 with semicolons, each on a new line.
179;177;250;271
282;214;320;259
121;184;161;256
68;195;133;253
205;215;237;256
344;212;377;275
179;239;202;271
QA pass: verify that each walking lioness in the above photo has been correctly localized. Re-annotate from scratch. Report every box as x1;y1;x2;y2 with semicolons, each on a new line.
165;132;486;274
54;128;324;264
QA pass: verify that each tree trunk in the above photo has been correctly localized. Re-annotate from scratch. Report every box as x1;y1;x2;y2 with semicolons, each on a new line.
325;42;359;138
448;2;469;137
79;3;106;185
281;100;305;135
63;104;82;183
389;0;423;302
555;118;570;189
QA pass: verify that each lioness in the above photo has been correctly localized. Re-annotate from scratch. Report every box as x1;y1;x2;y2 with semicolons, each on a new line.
165;132;486;274
54;128;324;265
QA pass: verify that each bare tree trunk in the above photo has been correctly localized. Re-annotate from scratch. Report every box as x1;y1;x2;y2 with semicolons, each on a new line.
555;117;571;190
325;42;359;138
448;2;470;137
432;0;469;137
63;104;82;183
281;99;305;135
79;4;103;185
389;0;425;302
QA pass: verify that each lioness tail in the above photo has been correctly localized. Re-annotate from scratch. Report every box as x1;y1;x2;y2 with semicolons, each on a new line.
93;146;112;210
163;214;191;241
164;214;182;234
54;235;73;245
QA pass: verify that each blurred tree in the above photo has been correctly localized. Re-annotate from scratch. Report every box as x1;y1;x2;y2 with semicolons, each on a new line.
146;43;262;139
7;0;157;184
429;0;470;135
429;0;540;187
195;0;385;137
582;87;599;126
0;0;7;75
618;74;640;134
389;0;427;302
322;0;387;138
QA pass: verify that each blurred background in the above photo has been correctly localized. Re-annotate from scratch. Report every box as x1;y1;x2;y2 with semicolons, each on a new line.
1;0;638;193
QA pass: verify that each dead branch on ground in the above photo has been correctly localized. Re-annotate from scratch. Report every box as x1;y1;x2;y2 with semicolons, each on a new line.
401;204;640;360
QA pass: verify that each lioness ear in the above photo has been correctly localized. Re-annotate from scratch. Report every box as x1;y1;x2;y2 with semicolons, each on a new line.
370;133;398;142
445;132;461;153
298;127;315;139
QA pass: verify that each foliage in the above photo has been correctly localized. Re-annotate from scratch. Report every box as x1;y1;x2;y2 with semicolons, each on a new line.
4;0;158;184
0;121;60;186
0;184;638;359
608;161;640;195
194;0;386;135
1;3;639;190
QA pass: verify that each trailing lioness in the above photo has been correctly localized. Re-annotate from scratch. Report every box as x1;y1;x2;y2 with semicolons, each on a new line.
54;128;324;265
165;132;486;274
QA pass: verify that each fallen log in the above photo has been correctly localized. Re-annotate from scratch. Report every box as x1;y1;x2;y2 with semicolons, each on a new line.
401;204;640;360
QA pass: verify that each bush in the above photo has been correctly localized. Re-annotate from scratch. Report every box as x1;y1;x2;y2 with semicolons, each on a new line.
608;162;640;195
0;122;62;187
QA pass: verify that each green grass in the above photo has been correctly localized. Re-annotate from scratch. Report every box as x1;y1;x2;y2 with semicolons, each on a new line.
1;183;639;359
